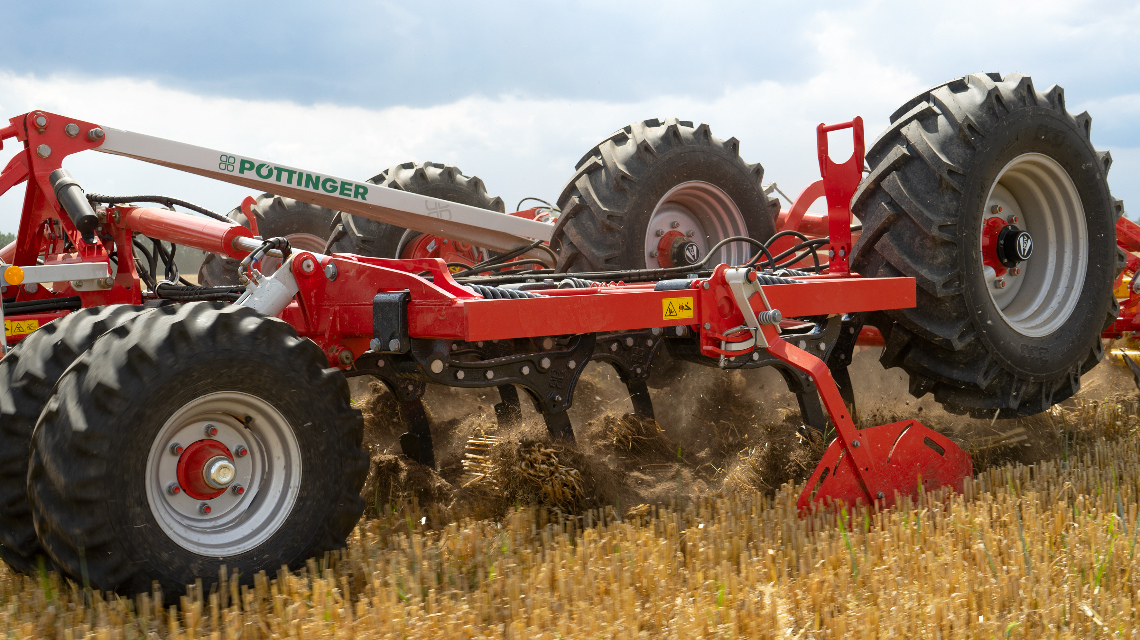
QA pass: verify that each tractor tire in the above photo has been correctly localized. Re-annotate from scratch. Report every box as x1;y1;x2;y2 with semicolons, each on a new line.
0;305;147;574
28;302;367;598
197;195;338;286
550;118;780;272
327;161;505;258
850;72;1124;418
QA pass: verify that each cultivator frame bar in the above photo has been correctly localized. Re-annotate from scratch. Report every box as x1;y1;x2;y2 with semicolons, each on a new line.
0;109;976;510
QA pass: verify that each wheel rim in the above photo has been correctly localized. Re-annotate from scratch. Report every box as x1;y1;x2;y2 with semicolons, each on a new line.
643;181;750;269
145;391;301;556
980;153;1088;337
260;233;326;275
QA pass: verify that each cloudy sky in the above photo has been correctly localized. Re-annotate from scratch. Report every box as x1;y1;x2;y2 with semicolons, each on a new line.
0;0;1136;232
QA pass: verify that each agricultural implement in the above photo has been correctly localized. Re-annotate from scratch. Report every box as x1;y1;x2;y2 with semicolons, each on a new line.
0;73;1126;597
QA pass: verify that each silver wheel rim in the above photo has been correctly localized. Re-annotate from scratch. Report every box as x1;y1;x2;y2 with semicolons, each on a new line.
145;391;301;556
981;153;1088;337
261;233;326;274
643;181;749;269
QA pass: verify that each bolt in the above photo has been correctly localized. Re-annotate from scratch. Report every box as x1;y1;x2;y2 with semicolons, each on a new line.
338;349;354;366
369;338;381;351
388;338;402;351
610;342;618;352
456;370;465;380
671;221;680;229
430;359;444;374
64;123;79;137
234;445;248;458
798;340;807;349
687;230;695;237
675;326;685;336
702;282;709;290
1007;215;1019;224
87;128;104;141
324;262;338;281
645;338;653;347
72;280;83;288
818;342;826;352
703;322;711;330
301;257;316;274
23;283;36;294
199;503;212;515
828;249;835;259
567;360;576;370
484;370;494;380
649;250;659;258
166;483;181;495
539;357;551;370
752;352;760;361
990;204;1003;215
635;367;642;374
36;144;50;158
34;115;47;128
994;278;1006;289
651;327;662;336
231;484;245;496
625;336;634;347
1010;267;1022;276
554;395;563;403
655;229;665;237
169;443;184;456
521;365;531;375
852;440;860;447
876;491;885;500
205;424;218;437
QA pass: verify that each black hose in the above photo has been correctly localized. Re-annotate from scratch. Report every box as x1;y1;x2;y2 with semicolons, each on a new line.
86;194;229;223
3;296;82;315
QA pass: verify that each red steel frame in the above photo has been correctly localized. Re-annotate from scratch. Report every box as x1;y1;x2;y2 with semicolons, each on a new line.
0;109;977;509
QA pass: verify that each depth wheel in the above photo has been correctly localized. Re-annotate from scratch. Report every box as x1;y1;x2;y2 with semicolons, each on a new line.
0;305;147;573
198;194;337;286
550;117;779;272
28;303;367;597
851;73;1124;417
327;161;505;259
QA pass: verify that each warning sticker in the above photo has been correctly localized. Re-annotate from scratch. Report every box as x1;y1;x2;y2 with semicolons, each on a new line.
4;319;39;338
662;297;694;320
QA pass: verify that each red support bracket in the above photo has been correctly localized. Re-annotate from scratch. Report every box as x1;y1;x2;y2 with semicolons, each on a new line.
816;118;864;276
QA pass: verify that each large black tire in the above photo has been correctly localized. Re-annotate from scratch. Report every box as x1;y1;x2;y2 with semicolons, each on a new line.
327;161;505;258
851;73;1124;418
0;306;147;573
197;195;339;286
550;118;779;272
28;303;367;598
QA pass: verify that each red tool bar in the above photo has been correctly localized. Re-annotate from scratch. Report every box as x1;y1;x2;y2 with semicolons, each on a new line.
115;206;253;259
456;276;914;341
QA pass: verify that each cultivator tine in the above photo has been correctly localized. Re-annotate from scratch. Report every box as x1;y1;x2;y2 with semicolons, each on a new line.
543;411;575;442
398;399;436;469
625;379;655;419
776;368;828;435
494;385;523;428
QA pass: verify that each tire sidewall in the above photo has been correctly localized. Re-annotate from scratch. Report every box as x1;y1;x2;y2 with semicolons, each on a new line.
103;356;351;593
957;109;1115;379
619;148;776;270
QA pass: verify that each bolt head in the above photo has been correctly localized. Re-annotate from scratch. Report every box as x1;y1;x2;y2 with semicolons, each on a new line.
456;370;465;380
166;483;181;495
567;360;576;370
625;337;634;347
234;445;248;458
877;491;885;500
649;250;659;258
34;115;47;128
388;338;402;351
521;365;530;375
369;338;381;351
170;443;184;456
686;230;695;237
205;424;218;437
994;278;1006;289
484;370;494;380
35;144;51;158
430;359;444;374
655;229;665;237
702;282;709;290
323;262;338;281
542;337;554;350
703;322;711;330
338;349;354;366
1010;267;1022;276
752;352;760;361
646;339;654;347
1007;215;1019;224
301;257;316;274
232;484;245;496
204;457;236;489
610;342;618;352
539;357;551;370
199;503;212;515
990;204;1003;214
64;123;79;137
87;128;104;141
670;221;680;229
852;440;860;447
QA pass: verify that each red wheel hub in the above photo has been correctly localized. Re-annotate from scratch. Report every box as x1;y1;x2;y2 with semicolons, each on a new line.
981;217;1009;277
655;230;685;268
176;439;234;500
400;233;480;271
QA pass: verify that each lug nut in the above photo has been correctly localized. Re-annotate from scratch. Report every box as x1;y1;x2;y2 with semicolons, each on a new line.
655;229;665;237
994;278;1006;289
686;230;695;237
231;484;245;496
990;204;1003;214
169;443;184;456
324;262;338;281
234;445;248;458
204;424;218;437
1007;215;1019;224
166;483;181;495
199;503;212;515
1010;267;1022;276
670;221;680;228
649;250;659;258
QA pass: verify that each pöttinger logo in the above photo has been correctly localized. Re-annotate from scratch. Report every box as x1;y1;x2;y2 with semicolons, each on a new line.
1016;233;1033;260
219;154;236;172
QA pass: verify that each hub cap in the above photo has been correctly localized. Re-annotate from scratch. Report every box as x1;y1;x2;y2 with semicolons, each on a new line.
644;181;749;269
145;391;301;556
980;153;1087;337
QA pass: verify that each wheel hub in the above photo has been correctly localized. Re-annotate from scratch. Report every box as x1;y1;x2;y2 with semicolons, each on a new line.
175;440;235;499
981;217;1034;275
644;181;749;269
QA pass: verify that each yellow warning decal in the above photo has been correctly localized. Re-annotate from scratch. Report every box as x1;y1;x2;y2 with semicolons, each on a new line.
4;319;39;338
662;297;694;320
